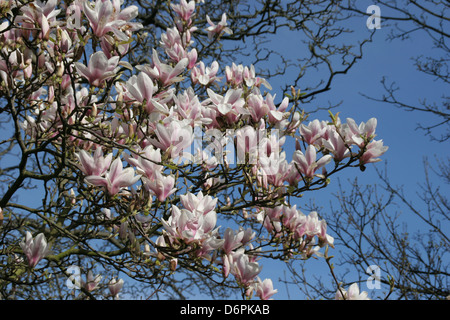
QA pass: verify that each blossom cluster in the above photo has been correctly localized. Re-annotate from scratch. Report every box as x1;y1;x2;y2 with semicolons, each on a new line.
1;0;388;300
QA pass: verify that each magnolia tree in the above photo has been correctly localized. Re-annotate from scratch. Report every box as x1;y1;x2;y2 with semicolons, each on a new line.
0;0;387;300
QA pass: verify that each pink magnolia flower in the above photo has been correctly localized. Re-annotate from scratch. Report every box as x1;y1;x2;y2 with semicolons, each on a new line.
344;117;378;147
161;204;218;244
82;271;102;292
247;93;269;123
108;278;124;299
322;130;351;161
206;88;246;121
228;251;262;287
160;27;197;66
76;147;113;176
359;139;389;165
126;72;159;113
19;231;50;268
235;125;259;164
299;119;327;145
174;88;211;126
124;146;162;180
180;191;217;215
137;49;188;87
265;93;289;125
170;0;196;22
74;51;119;87
17;0;60;40
83;0;141;40
85;158;141;195
142;171;177;201
205;13;232;39
292;145;332;179
254;278;278;300
191;61;221;86
223;227;244;254
335;283;370;300
148;120;194;159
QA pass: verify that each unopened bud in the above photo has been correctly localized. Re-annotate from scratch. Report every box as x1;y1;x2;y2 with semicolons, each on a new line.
169;258;178;271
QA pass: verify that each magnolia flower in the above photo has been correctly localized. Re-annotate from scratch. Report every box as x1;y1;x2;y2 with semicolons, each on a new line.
254;278;278;300
235;125;259;164
180;191;217;215
108;278;124;299
85;158;141;195
205;13;232;39
82;271;102;292
137;49;188;86
170;0;196;22
223;228;244;254
247;93;269;122
191;61;221;86
83;0;141;40
265;93;289;125
207;88;246;116
228;251;262;287
19;231;50;268
292;145;332;179
162;205;218;244
74;51;119;87
344;117;378;147
126;72;157;113
76;147;112;176
359;140;389;165
149;120;194;159
124;146;162;180
142;171;177;201
299;119;327;145
335;283;371;300
322;129;351;161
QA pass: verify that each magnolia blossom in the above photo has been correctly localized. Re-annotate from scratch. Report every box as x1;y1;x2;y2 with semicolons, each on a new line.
76;147;112;176
170;0;196;22
180;191;217;215
126;72;157;113
82;271;102;292
225;251;262;287
83;0;141;40
19;231;50;268
292;145;332;179
359;140;389;165
16;0;60;40
74;51;119;87
148;120;194;159
299;119;327;145
124;146;162;180
207;88;246;117
85;158;141;195
137;49;188;86
142;171;177;201
322;129;351;161
162;204;218;244
108;278;124;299
191;61;221;86
265;93;289;125
335;283;371;300
344;117;378;147
253;278;278;300
206;13;232;39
